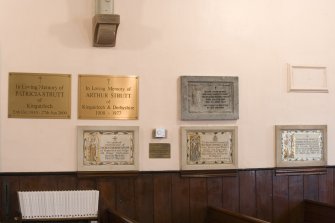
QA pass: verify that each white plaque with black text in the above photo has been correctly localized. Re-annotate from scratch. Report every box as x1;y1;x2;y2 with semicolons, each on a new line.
275;125;327;167
181;126;238;170
77;126;139;172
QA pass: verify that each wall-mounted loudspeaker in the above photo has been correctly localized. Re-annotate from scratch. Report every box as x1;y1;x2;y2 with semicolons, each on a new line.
93;0;120;47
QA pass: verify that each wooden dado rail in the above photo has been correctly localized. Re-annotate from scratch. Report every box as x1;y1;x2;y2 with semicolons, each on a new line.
304;199;335;223
205;206;270;223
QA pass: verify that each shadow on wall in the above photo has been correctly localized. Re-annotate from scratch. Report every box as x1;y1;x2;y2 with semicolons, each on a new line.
48;1;92;49
48;0;160;49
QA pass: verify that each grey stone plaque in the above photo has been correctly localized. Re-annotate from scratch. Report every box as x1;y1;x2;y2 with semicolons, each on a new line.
181;76;239;120
149;143;171;158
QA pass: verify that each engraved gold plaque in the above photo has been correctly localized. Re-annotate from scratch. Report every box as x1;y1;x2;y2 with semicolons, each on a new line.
149;143;171;159
8;72;71;119
78;75;138;119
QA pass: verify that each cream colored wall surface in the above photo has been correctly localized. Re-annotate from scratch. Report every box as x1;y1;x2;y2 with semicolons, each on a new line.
0;0;335;172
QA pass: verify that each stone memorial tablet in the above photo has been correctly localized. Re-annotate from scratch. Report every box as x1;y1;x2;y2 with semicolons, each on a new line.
8;72;71;119
181;76;239;120
181;126;238;170
275;125;327;167
77;126;139;171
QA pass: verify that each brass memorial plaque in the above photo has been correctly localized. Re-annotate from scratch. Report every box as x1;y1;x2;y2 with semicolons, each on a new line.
8;72;71;119
149;143;171;158
78;75;138;119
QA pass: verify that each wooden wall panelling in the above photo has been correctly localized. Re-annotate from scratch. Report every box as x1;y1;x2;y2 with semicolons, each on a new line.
189;178;207;223
318;168;334;204
77;177;97;190
97;178;117;213
207;177;223;208
273;175;289;223
2;168;335;223
10;177;20;222
0;176;4;220
171;173;190;223
239;170;256;217
255;170;273;222
135;174;154;223
115;177;137;220
1;176;20;223
222;176;239;212
153;173;172;223
288;175;303;223
19;175;60;191
0;177;3;221
304;175;319;201
55;174;77;190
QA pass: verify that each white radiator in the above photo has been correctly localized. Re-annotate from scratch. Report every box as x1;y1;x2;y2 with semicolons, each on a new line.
18;190;99;220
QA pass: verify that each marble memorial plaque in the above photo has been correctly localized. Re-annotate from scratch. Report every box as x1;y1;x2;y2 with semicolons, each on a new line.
181;76;239;120
181;126;238;170
275;125;327;167
77;126;139;171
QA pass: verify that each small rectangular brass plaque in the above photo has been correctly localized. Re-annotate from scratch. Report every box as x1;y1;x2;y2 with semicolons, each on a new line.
78;75;138;120
8;72;71;119
149;143;171;159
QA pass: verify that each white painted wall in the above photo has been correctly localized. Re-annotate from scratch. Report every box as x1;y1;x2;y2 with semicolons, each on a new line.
0;0;334;172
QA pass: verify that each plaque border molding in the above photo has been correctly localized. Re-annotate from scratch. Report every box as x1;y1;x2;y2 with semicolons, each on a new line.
8;72;71;119
77;126;139;172
287;64;328;93
77;74;139;120
275;125;327;168
180;126;238;171
180;76;239;120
